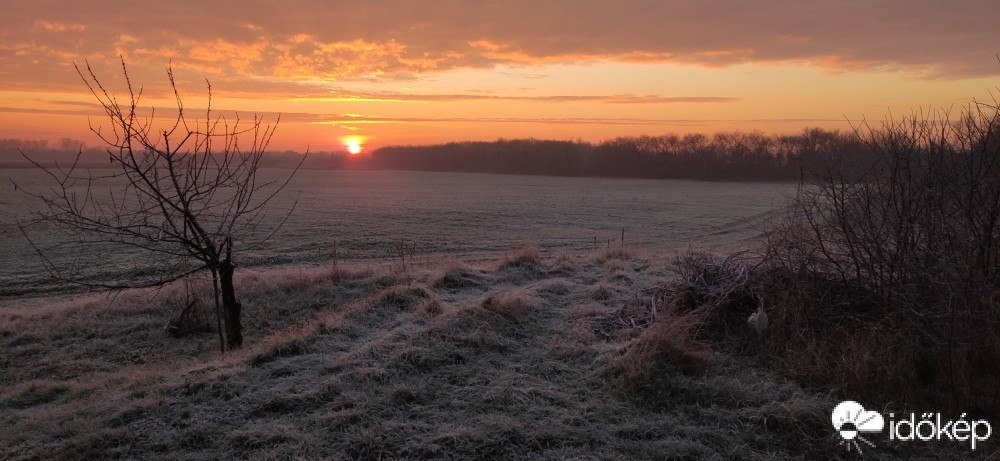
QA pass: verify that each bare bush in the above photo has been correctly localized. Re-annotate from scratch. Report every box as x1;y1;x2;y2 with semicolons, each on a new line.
635;97;1000;412
766;94;1000;414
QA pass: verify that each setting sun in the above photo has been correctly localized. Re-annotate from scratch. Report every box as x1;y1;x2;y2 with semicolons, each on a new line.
347;141;361;155
342;136;364;154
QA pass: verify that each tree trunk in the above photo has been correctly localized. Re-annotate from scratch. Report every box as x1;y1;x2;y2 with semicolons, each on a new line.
219;241;243;350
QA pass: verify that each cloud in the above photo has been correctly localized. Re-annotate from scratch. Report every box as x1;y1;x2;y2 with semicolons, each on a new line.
33;20;86;32
292;91;740;104
305;115;850;127
1;0;997;95
0;104;847;128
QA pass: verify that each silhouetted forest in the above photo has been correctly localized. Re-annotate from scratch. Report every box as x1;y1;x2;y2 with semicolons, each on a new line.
3;128;871;181
372;128;870;180
0;139;355;170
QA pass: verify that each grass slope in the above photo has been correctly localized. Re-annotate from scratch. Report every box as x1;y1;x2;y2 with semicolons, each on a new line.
0;248;974;459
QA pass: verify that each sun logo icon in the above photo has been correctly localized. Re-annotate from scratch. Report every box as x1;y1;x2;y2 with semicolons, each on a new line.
832;400;885;454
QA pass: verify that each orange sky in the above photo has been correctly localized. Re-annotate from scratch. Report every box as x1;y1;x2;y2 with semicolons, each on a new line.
1;1;998;152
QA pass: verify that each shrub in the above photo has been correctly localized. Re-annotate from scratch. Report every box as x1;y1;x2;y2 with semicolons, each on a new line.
765;96;1000;415
647;96;1000;413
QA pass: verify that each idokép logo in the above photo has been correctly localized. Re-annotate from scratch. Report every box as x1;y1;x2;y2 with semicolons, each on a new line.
832;400;993;455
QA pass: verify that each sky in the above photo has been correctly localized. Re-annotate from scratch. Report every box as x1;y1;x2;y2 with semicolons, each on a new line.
1;0;998;153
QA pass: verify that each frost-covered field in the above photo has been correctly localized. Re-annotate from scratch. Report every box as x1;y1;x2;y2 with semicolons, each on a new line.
1;170;981;459
0;168;791;298
0;247;973;459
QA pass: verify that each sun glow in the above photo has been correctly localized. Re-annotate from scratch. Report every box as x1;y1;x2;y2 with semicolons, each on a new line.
342;135;364;154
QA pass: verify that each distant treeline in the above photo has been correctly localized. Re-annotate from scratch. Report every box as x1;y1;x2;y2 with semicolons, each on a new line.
0;138;356;170
371;128;871;181
3;128;872;181
0;138;97;168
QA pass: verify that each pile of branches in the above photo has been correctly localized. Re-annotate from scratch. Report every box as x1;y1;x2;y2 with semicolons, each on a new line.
668;251;764;339
591;288;660;341
594;251;767;343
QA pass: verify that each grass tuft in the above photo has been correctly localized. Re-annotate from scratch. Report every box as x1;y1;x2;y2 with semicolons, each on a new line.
499;244;541;269
430;261;487;290
480;288;542;320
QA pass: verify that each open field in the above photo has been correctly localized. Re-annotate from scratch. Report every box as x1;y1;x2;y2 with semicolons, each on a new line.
0;245;978;459
1;168;791;298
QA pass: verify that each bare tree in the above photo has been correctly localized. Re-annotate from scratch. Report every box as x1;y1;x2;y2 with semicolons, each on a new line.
15;58;302;352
